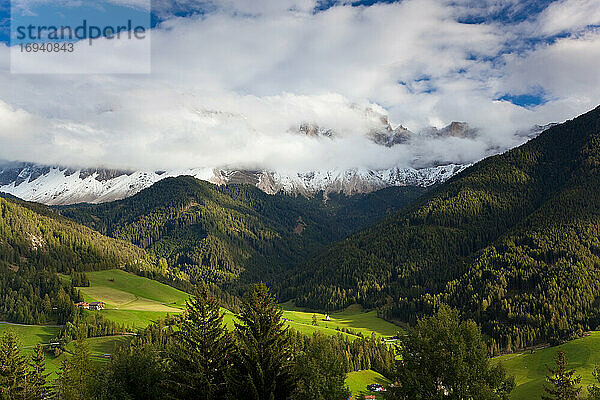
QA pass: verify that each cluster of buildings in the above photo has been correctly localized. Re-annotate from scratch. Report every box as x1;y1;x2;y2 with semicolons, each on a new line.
75;301;105;310
367;384;386;392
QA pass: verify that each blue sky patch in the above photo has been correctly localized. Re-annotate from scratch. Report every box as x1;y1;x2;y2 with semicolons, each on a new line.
497;92;548;108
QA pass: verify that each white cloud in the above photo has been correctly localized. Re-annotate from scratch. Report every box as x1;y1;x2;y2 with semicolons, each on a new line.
0;0;599;172
535;0;600;36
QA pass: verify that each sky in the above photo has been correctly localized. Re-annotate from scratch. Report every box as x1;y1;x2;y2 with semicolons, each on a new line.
0;0;599;172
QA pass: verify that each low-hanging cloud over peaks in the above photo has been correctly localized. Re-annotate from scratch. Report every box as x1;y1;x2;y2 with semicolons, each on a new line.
0;0;599;172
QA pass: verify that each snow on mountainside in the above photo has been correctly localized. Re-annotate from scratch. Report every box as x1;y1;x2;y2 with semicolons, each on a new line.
0;121;554;205
0;164;213;205
0;162;468;205
253;165;467;197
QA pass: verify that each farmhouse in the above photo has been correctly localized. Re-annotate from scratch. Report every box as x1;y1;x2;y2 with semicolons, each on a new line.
88;301;105;310
75;302;89;309
367;383;386;392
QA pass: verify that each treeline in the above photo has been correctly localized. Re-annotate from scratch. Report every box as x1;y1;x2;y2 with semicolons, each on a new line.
71;272;89;287
285;105;600;351
0;265;80;325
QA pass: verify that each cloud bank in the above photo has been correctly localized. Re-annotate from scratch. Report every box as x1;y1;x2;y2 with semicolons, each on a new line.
0;0;599;172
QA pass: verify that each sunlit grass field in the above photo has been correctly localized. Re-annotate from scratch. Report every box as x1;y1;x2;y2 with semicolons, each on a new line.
0;322;59;350
2;269;402;381
345;369;391;399
281;302;401;339
496;331;600;399
70;269;402;338
64;269;190;328
0;322;126;378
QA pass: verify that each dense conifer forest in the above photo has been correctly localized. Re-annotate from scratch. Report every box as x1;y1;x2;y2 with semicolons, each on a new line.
285;105;600;351
60;180;424;293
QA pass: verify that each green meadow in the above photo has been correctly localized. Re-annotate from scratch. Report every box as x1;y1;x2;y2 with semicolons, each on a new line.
24;269;600;399
69;269;402;338
77;269;187;307
281;302;401;340
67;269;190;328
0;322;60;350
345;369;391;399
3;269;403;382
0;322;125;378
496;331;600;399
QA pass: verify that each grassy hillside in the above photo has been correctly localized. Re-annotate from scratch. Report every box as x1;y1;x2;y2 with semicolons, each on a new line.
497;332;600;399
0;322;60;350
0;322;124;378
70;269;398;337
289;105;600;350
65;269;189;328
80;269;188;308
0;195;156;325
346;369;391;399
281;302;400;339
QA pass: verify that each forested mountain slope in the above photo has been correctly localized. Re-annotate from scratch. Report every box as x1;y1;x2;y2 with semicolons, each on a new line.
60;177;425;292
0;196;151;324
287;105;600;351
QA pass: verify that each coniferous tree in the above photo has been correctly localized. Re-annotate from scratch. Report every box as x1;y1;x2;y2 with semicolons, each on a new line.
587;365;600;400
0;331;28;399
292;334;350;400
586;365;600;400
29;343;52;400
56;330;94;400
168;284;232;400
387;305;514;400
229;283;295;400
542;351;581;400
93;343;166;400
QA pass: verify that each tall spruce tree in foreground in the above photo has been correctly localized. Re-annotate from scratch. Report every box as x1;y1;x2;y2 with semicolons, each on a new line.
542;351;581;400
229;283;295;400
0;331;28;399
168;284;232;400
29;343;52;400
386;305;514;400
56;329;94;400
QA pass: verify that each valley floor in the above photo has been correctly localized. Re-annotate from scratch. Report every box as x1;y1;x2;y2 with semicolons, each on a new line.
69;269;402;339
8;274;600;400
0;323;124;378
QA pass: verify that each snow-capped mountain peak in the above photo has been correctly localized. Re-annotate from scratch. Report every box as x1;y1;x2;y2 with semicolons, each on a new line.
0;162;468;205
